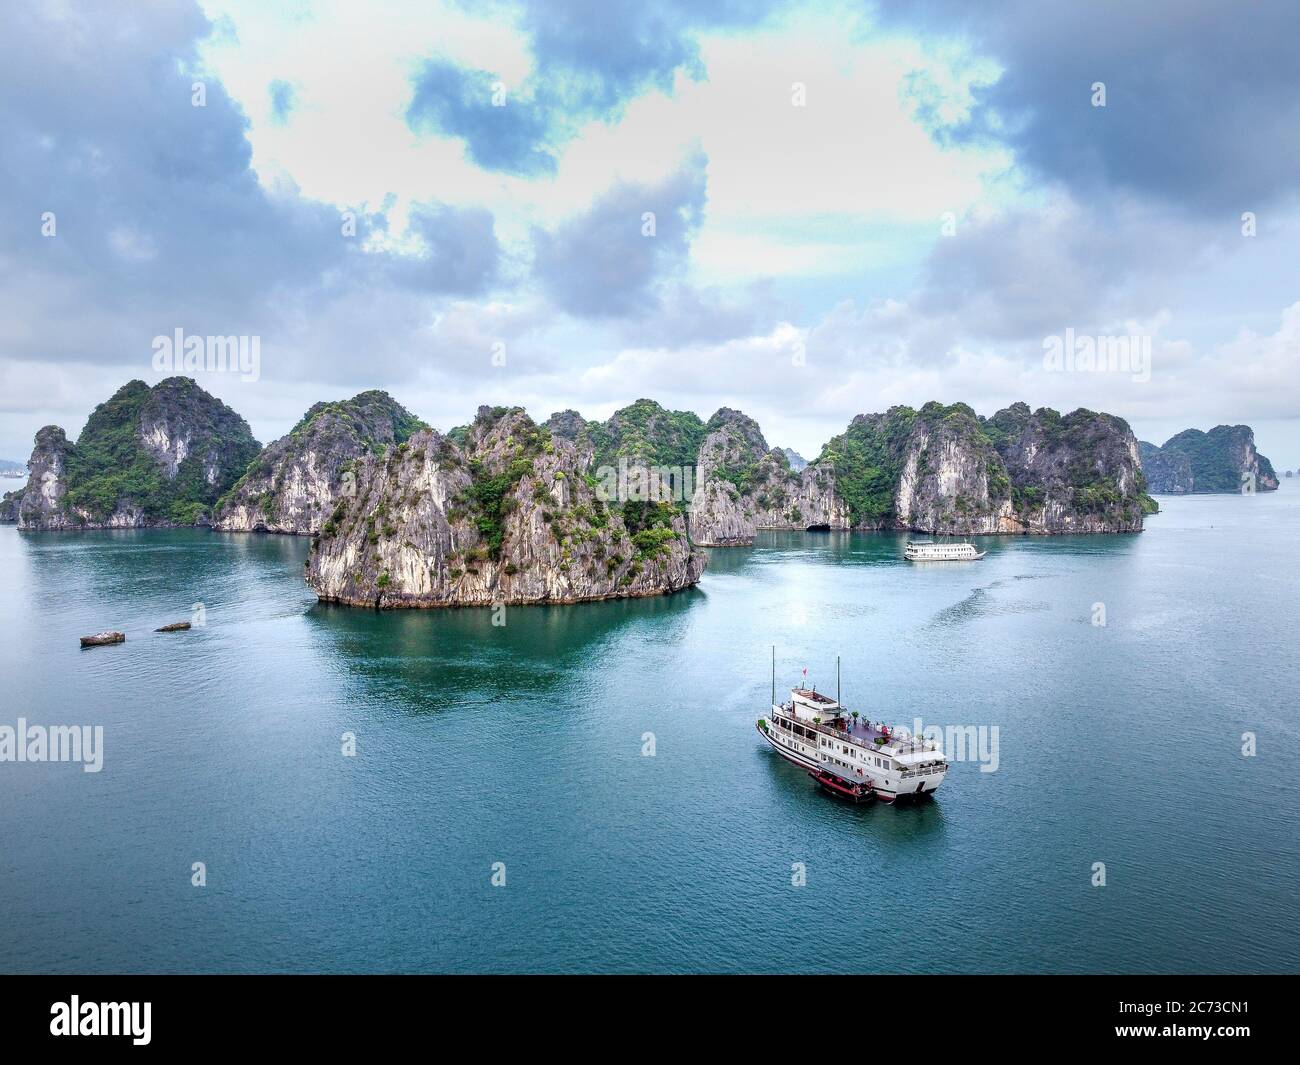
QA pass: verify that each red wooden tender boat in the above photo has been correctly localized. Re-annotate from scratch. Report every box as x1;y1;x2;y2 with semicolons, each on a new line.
809;768;875;803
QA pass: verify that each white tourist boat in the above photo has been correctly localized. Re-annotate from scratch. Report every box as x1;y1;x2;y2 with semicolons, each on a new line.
903;538;985;561
756;659;948;804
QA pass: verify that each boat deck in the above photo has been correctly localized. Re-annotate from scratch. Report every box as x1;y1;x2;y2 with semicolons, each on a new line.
777;702;904;748
828;716;898;747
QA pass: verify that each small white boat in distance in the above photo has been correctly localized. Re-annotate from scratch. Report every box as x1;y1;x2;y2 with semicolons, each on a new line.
904;539;985;561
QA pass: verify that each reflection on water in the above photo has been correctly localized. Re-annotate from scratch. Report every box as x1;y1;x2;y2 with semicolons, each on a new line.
303;587;705;712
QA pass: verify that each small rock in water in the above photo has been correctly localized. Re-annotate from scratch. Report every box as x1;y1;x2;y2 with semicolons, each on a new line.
155;621;192;632
80;631;125;647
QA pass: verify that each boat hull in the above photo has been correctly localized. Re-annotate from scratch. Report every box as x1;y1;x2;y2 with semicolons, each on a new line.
756;721;904;802
756;720;819;771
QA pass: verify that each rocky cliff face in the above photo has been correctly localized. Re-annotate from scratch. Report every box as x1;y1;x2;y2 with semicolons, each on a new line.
17;427;76;529
10;383;1163;542
1137;441;1192;494
688;410;765;545
818;401;1155;535
544;409;589;442
306;406;705;608
984;403;1155;532
1;487;25;522
213;391;424;534
688;408;847;545
689;400;1151;543
752;460;849;530
17;378;260;530
892;404;1016;534
1139;425;1279;493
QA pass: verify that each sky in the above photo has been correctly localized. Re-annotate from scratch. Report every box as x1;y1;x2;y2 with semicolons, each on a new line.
1;0;1298;468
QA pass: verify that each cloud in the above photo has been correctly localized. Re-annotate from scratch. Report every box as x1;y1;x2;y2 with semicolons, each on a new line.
3;0;1298;465
405;0;783;176
0;0;503;381
875;0;1300;212
911;196;1199;345
517;0;775;111
397;203;502;295
531;154;707;317
268;78;296;124
622;281;785;347
1198;302;1300;420
406;59;558;177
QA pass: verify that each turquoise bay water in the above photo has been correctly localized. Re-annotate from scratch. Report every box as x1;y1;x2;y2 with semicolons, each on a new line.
1;490;1297;974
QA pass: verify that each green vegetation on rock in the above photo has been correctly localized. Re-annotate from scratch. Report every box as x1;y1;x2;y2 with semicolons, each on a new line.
460;409;552;560
815;399;1155;530
289;390;426;444
213;390;426;529
703;409;774;497
815;405;919;526
588;399;707;471
1142;426;1279;493
63;378;259;524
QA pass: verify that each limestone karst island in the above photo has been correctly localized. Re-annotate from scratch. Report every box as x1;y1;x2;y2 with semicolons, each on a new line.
6;377;1278;609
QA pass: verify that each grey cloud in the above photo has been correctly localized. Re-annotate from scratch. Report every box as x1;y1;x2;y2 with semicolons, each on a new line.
914;200;1197;344
531;155;707;317
406;59;558;177
879;0;1300;212
618;281;786;347
0;0;503;381
799;194;1225;388
517;0;773;111
407;1;783;175
396;204;501;296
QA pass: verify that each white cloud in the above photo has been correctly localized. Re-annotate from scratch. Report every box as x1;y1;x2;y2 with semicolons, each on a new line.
4;1;1297;470
198;0;537;237
197;0;1010;282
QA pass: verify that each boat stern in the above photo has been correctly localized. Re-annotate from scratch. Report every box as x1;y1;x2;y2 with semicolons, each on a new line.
893;751;948;799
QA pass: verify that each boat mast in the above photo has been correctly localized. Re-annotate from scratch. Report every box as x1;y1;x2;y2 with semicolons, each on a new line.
837;654;841;707
771;645;775;708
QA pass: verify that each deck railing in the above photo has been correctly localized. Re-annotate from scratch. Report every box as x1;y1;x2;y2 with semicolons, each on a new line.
778;706;942;759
